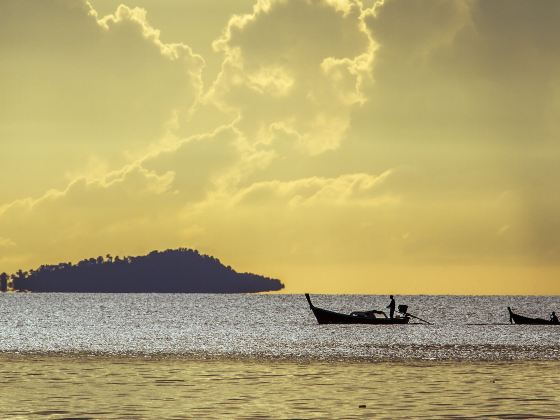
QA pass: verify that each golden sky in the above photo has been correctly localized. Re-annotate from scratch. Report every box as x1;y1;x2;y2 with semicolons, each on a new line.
1;0;559;294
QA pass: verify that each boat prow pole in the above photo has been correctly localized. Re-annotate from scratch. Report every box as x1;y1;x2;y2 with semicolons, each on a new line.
305;293;314;309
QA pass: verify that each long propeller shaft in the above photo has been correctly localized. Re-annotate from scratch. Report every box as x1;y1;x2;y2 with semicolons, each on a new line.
407;313;431;325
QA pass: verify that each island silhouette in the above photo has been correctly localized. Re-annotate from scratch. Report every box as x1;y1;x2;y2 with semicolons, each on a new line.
2;248;284;293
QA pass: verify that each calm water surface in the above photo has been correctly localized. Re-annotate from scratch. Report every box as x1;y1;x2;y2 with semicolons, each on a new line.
1;294;560;418
1;355;559;419
1;294;559;360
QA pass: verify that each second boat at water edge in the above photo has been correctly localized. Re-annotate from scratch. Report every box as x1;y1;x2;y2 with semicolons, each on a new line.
508;307;559;325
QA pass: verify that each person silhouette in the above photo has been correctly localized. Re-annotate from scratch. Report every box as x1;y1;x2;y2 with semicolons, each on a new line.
551;311;559;324
387;295;396;319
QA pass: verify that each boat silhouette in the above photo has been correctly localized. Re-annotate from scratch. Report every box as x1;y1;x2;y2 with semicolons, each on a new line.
305;294;410;325
507;307;559;325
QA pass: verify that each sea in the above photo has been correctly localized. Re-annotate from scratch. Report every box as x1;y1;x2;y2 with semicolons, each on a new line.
1;294;559;418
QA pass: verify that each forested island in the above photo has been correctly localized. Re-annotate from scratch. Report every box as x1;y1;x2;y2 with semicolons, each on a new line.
0;249;284;293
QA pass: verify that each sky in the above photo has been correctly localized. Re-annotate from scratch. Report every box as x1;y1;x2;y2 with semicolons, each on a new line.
1;0;559;294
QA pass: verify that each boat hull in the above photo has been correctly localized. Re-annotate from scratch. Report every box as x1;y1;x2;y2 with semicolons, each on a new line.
306;294;410;325
311;306;410;324
508;307;558;325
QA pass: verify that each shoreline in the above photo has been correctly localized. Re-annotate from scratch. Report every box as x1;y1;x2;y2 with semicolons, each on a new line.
3;349;560;364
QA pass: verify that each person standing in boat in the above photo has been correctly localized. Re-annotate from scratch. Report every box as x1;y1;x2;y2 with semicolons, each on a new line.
551;311;559;324
387;295;396;319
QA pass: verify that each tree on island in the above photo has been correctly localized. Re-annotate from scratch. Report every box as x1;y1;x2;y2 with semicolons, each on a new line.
0;272;8;292
8;248;284;293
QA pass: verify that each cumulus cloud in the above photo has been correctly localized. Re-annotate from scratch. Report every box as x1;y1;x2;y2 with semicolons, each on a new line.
143;125;243;202
0;0;203;200
208;0;374;154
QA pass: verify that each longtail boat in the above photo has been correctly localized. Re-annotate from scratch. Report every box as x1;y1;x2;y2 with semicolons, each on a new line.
507;307;559;325
305;294;410;325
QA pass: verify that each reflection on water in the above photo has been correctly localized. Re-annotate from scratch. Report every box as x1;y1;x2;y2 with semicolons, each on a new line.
0;355;559;419
1;294;560;418
0;294;559;360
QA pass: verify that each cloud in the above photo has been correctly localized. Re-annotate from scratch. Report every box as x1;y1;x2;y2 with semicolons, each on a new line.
0;0;203;201
143;124;246;202
0;164;179;267
350;0;560;264
230;171;395;207
208;0;375;154
95;4;202;64
0;125;247;270
2;0;560;291
177;168;405;269
362;0;560;143
364;0;470;59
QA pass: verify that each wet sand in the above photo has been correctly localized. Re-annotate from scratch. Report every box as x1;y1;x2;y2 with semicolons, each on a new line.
1;354;559;419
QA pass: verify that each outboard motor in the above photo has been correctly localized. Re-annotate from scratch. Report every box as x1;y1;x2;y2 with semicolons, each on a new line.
398;304;408;315
397;304;431;324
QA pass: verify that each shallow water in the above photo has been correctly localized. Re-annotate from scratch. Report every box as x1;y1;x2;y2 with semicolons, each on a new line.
1;355;559;419
1;294;559;360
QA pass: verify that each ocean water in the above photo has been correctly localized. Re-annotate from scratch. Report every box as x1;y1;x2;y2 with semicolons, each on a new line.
1;294;560;418
1;355;559;419
1;293;559;360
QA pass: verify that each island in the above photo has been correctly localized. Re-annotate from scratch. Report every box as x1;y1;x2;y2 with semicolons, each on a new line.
1;248;284;293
